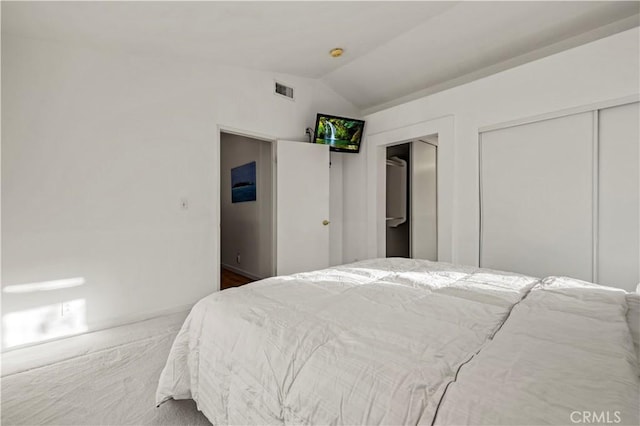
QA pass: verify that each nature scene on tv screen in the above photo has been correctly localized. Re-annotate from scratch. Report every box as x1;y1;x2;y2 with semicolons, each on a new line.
316;116;363;151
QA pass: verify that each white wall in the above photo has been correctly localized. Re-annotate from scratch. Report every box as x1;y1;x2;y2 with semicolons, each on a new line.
220;133;272;279
344;27;640;267
1;34;358;347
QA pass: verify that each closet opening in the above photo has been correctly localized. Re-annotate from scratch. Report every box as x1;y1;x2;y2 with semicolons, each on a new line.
385;137;438;260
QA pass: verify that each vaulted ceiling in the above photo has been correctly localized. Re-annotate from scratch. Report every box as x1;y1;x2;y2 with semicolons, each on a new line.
3;1;638;112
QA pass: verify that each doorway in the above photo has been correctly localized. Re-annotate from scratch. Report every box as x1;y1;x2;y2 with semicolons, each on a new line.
386;143;411;257
219;131;275;290
385;137;438;260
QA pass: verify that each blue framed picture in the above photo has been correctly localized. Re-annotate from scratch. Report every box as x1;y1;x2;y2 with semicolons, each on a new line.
231;161;257;203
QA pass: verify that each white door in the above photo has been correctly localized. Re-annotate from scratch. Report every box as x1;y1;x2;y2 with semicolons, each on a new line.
276;140;330;275
597;102;639;291
411;141;437;260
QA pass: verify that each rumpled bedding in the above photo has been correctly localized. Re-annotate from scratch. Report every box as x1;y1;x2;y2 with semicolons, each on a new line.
156;258;539;425
433;276;640;426
627;293;640;367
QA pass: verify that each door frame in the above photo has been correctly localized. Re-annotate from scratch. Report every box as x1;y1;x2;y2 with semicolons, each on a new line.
216;125;277;291
366;115;454;262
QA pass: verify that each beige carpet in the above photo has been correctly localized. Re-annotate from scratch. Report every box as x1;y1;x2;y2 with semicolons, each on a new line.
1;312;212;426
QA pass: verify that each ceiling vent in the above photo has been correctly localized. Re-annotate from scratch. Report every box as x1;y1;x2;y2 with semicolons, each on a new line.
274;81;295;100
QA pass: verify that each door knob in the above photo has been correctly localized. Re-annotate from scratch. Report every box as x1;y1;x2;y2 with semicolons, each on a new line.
322;220;330;226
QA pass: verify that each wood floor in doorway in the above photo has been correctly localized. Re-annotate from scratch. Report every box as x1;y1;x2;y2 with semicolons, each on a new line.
221;268;255;290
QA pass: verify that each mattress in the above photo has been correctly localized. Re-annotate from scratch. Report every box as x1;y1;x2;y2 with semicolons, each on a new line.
156;259;639;425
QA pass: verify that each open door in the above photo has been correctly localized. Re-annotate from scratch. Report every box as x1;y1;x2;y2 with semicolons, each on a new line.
411;140;437;260
276;140;330;275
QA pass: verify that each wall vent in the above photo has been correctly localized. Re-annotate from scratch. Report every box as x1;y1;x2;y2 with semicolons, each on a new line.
274;81;295;100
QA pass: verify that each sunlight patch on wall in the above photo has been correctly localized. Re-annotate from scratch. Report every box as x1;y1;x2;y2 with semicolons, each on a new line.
3;277;85;294
2;299;88;348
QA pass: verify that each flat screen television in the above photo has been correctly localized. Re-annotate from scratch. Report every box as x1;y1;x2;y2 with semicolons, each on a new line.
314;113;365;153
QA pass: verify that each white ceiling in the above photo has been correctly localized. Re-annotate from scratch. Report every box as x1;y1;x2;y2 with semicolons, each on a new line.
3;1;639;112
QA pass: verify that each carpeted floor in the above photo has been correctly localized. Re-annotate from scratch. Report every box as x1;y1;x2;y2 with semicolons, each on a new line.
1;311;212;426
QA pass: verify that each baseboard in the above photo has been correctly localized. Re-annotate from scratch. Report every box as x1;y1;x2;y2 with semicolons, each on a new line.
220;263;264;281
87;303;195;334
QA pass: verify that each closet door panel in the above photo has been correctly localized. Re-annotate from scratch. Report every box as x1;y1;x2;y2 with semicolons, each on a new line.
480;112;594;280
598;102;639;291
411;141;437;261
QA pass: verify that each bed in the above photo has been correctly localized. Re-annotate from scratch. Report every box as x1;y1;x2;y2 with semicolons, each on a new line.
156;258;640;425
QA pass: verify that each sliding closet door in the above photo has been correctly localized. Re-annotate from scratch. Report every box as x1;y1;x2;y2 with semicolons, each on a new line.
480;112;594;280
597;102;639;291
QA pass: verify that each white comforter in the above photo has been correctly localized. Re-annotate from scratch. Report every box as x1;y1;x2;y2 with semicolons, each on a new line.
156;259;538;424
433;276;640;426
156;259;639;425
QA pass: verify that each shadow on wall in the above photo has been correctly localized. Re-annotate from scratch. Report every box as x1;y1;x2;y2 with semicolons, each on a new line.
2;278;87;349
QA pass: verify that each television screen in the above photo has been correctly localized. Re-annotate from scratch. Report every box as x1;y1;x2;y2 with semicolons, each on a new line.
314;113;365;153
